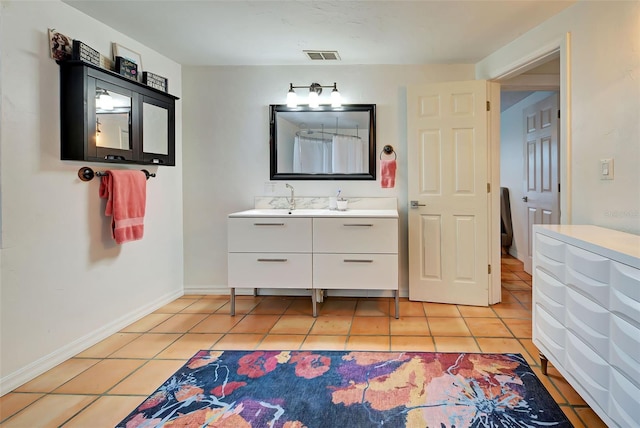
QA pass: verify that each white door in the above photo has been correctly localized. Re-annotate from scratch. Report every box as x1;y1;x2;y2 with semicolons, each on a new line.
408;80;497;306
522;94;560;273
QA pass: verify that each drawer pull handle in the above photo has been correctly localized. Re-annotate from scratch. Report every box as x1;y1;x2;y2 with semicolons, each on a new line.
344;259;373;263
253;223;285;226
344;224;373;227
257;258;288;262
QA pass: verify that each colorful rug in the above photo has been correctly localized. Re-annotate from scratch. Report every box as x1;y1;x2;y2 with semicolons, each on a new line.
117;350;571;427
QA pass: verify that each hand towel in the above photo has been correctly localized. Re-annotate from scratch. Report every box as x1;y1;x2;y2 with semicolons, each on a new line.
99;170;146;244
381;159;397;188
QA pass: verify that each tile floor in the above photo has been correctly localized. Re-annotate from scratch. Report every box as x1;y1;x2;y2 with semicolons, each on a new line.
0;255;605;427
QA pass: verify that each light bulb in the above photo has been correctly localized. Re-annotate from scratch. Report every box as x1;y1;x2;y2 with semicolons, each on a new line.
331;86;341;108
99;90;113;110
308;90;319;108
286;88;297;108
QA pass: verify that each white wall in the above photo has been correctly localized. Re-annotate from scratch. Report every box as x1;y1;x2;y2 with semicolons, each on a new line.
478;0;640;235
0;1;184;393
500;91;556;260
181;64;476;294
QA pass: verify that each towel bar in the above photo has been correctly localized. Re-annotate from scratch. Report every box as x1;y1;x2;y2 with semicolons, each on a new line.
77;166;156;182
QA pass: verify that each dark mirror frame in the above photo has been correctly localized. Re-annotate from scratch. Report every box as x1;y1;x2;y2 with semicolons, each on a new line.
269;104;376;180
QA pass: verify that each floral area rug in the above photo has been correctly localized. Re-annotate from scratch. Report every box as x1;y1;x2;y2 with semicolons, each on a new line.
117;350;572;427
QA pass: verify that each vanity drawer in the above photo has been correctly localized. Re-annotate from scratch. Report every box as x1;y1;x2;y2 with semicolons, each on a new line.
228;217;312;253
228;253;312;289
313;218;398;253
313;254;398;290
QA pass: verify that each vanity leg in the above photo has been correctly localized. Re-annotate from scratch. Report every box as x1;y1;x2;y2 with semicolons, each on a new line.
394;289;400;319
253;288;258;297
540;352;548;375
230;288;236;316
311;289;317;317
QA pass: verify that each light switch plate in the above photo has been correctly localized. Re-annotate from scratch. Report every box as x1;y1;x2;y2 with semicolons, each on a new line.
600;158;614;180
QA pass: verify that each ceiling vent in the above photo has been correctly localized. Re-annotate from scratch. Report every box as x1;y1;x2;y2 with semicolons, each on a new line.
304;50;341;61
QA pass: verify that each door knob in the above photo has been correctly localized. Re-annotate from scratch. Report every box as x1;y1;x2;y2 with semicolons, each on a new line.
410;200;426;208
522;196;528;202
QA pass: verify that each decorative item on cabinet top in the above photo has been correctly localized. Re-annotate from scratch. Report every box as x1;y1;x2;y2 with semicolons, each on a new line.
58;60;179;166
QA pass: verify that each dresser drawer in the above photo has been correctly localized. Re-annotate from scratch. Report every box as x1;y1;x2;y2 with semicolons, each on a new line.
313;218;398;253
610;314;640;385
228;217;312;253
313;254;398;290
610;368;640;428
610;261;640;323
228;253;312;289
566;332;610;410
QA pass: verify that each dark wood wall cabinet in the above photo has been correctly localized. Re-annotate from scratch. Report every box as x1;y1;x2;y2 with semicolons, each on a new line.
59;60;179;166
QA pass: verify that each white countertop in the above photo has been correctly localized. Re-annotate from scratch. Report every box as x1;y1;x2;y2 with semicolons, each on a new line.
229;208;399;218
534;224;640;269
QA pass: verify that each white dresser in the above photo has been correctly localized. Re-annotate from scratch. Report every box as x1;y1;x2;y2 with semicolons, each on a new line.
532;225;640;427
228;208;399;317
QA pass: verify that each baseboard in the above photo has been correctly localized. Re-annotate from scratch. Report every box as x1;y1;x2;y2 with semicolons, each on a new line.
0;289;183;396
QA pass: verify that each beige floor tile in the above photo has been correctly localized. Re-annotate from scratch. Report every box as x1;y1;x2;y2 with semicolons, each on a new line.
189;314;242;333
109;333;181;359
457;305;497;318
573;407;607;427
256;334;306;350
53;359;144;394
476;338;535;365
0;393;44;422
269;315;315;334
154;297;200;313
350;316;390;335
346;336;390;351
156;333;223;359
284;298;314;315
61;396;145;428
317;299;357;316
427;317;471;336
211;334;265;350
514;271;532;281
75;333;141;358
466;318;513;337
229;315;280;334
397;300;426;317
1;394;96;428
301;335;347;350
109;360;186;395
309;316;352;335
150;313;209;333
390;317;430;336
518;338;543;364
216;297;261;315
14;359;100;393
433;337;481;353
179;298;227;314
501;272;521;281
249;298;292;314
492;306;532;319
423;303;461;317
502;281;531;291
120;313;173;333
390;336;435;351
500;291;521;303
510;290;532;303
505;318;532;338
354;299;390;316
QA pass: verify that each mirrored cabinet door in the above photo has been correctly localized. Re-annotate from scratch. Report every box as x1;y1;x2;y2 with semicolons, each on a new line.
91;81;135;161
141;96;175;165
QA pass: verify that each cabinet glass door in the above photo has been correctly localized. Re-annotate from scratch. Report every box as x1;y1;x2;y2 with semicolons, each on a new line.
142;102;168;155
96;87;132;150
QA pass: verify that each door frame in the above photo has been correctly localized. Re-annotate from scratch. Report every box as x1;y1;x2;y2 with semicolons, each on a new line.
482;33;572;303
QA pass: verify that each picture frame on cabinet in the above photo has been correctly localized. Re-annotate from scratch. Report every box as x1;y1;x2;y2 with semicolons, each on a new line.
112;43;142;80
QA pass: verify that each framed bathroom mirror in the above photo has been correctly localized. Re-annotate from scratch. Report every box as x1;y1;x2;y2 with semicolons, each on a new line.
269;104;376;180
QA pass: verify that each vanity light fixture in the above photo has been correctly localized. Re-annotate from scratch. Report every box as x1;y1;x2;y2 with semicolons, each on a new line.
286;82;341;108
96;89;113;111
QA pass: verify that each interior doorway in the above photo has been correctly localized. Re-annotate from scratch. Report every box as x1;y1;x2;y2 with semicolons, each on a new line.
498;57;561;274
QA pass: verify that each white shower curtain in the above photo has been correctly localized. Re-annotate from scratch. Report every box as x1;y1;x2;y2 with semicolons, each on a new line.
293;136;332;173
331;135;366;173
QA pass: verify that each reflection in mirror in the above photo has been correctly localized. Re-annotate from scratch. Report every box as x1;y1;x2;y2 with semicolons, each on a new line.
143;102;169;155
270;104;376;180
96;88;131;150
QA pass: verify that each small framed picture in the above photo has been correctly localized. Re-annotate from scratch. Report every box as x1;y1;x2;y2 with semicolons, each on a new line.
115;56;138;81
112;43;142;80
143;72;168;93
48;28;73;61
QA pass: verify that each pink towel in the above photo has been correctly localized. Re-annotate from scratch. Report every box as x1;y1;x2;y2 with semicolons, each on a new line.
99;170;146;244
381;159;397;188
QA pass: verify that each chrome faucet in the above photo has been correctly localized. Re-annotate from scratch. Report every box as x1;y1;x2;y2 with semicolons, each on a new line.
285;183;295;210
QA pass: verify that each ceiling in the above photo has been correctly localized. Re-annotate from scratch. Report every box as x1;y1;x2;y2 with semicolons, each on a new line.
63;0;575;66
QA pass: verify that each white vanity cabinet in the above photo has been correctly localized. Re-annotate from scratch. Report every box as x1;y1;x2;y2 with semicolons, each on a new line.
532;225;640;428
228;209;399;317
